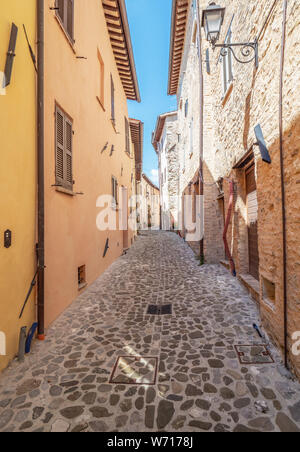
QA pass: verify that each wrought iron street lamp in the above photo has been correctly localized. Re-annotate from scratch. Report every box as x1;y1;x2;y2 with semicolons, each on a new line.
202;2;259;68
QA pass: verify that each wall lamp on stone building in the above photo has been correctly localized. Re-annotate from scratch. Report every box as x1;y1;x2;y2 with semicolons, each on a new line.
201;2;259;68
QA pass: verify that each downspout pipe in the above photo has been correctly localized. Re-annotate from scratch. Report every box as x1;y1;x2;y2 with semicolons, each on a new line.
37;0;45;340
196;0;205;265
279;0;288;368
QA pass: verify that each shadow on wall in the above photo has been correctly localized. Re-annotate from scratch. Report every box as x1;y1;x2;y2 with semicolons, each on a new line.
256;115;300;379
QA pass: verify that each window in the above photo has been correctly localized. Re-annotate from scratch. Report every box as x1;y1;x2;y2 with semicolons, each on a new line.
97;49;105;108
190;119;194;157
125;117;130;155
221;26;233;96
262;277;275;304
111;75;115;127
185;99;189;117
112;176;118;207
55;105;73;191
56;0;74;42
78;265;86;288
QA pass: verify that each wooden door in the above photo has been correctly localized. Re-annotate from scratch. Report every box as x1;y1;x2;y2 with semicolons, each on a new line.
246;165;259;280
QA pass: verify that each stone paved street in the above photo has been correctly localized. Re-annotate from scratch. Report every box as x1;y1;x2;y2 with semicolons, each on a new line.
0;232;300;432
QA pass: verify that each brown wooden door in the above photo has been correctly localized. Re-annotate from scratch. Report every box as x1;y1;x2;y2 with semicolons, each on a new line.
246;165;259;280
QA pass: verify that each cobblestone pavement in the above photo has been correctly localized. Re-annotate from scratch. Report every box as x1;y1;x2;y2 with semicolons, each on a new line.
1;232;300;432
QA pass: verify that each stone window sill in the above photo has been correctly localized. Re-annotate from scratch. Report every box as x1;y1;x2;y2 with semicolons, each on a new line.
56;186;76;197
261;297;276;313
78;282;87;291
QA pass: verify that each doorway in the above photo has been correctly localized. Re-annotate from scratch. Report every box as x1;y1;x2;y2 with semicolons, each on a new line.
246;164;259;280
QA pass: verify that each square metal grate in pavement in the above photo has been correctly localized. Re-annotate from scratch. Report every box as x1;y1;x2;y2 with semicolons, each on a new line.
147;304;172;315
234;345;274;364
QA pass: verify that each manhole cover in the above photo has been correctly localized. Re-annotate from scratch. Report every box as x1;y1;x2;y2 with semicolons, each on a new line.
234;345;274;364
109;356;158;385
147;304;172;315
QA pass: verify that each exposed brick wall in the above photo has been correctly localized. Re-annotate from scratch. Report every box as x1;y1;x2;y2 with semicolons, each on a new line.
203;0;300;378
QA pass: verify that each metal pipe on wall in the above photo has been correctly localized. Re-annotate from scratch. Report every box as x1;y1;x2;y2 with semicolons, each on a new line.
196;0;205;264
279;0;288;368
37;0;45;340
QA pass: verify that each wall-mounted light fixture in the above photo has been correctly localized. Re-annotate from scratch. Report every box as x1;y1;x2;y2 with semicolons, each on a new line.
201;2;259;68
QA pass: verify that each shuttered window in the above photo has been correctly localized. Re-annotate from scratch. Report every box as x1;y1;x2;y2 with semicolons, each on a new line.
55;106;73;191
185;100;188;117
111;75;115;126
56;0;74;41
112;176;118;207
125;117;130;155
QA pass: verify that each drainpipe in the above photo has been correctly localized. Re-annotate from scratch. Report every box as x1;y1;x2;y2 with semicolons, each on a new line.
279;0;288;368
37;0;45;340
196;0;205;265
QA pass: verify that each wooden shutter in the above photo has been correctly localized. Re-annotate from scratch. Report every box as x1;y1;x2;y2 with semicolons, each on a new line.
125;117;130;154
112;177;118;206
111;75;115;125
55;106;73;190
65;118;73;190
56;0;74;40
66;0;74;40
55;107;65;186
57;0;64;22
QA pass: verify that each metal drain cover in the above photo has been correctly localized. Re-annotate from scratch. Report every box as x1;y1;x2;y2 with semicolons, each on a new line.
234;345;274;364
147;304;172;315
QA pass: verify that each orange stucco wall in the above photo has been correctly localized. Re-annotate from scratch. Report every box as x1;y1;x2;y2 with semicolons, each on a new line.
44;0;137;327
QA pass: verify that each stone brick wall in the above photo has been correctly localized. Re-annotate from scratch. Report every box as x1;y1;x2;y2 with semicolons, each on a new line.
202;0;300;377
157;114;179;230
176;2;224;262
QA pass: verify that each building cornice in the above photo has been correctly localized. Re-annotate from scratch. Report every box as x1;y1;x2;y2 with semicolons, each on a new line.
102;0;141;102
168;0;191;96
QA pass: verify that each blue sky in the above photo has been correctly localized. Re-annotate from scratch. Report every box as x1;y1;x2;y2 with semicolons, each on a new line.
126;0;177;186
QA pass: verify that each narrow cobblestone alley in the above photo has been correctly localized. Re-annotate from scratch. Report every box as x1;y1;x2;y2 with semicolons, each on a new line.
0;232;300;433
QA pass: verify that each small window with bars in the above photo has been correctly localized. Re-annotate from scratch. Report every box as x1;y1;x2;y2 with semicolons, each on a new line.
112;176;118;208
78;265;86;288
56;0;74;42
55;105;73;191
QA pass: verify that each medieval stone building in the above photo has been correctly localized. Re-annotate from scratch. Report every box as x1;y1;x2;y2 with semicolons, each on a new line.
152;112;179;230
166;0;300;379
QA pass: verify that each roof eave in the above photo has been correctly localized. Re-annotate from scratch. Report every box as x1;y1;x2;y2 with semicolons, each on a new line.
118;0;141;103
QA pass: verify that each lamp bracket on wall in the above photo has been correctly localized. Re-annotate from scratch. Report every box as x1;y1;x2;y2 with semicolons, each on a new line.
215;39;258;68
253;124;271;164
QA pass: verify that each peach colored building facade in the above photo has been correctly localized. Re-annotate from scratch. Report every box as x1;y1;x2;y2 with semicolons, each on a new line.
43;0;141;327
